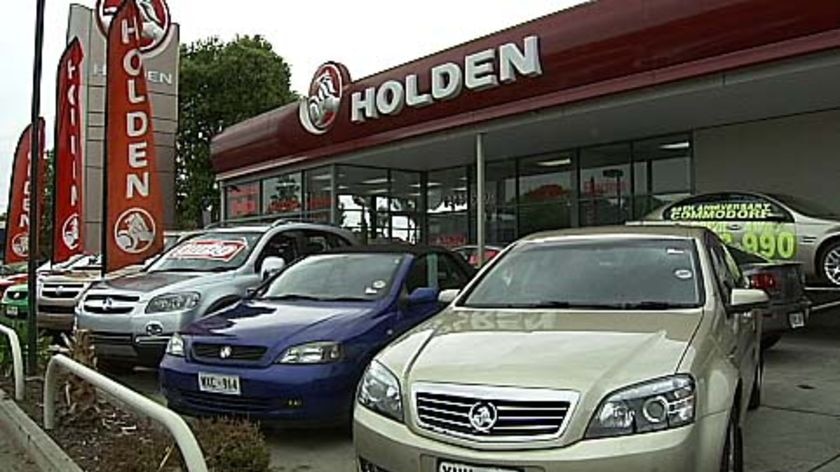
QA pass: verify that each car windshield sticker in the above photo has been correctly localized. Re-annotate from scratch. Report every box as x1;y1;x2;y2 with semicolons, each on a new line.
667;202;776;221
674;269;694;280
168;239;248;262
666;248;686;255
365;287;379;295
372;280;387;290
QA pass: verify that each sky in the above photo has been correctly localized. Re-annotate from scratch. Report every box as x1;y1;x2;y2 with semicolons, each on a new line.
0;0;586;212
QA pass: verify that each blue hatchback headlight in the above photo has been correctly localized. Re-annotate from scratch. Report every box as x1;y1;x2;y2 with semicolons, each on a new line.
276;342;342;364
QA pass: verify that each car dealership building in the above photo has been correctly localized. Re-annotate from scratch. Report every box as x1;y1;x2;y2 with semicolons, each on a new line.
211;0;840;249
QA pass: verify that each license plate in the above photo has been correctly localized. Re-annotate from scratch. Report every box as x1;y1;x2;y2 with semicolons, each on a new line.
438;461;520;472
789;312;806;329
6;306;18;317
198;372;241;395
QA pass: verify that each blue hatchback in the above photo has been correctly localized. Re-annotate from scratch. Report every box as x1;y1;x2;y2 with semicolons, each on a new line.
159;245;474;426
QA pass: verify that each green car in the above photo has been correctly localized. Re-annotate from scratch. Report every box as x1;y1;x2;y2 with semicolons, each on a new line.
1;284;29;328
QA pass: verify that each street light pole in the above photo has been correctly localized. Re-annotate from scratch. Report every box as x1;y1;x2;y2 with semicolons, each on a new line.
27;0;46;374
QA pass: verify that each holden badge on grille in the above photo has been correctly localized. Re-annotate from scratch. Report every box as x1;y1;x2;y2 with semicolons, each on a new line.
468;401;498;432
219;346;232;359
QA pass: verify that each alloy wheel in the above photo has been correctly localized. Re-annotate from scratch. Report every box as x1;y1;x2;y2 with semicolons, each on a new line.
823;246;840;286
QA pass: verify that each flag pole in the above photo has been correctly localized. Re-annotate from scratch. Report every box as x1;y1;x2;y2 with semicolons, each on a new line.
27;0;47;374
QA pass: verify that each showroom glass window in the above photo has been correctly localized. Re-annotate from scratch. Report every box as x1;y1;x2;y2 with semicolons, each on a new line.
518;151;576;236
336;166;388;243
225;181;260;219
579;143;632;226
389;170;422;244
263;172;303;217
427;167;470;248
472;160;517;244
304;167;333;223
633;135;692;218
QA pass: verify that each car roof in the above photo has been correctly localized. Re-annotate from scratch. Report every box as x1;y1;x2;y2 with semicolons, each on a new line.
323;244;455;257
519;224;709;242
202;221;353;235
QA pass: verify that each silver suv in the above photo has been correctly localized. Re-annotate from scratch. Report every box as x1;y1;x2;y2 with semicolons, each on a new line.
76;221;356;370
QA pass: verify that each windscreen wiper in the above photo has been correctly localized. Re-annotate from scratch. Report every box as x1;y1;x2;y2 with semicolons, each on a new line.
263;294;325;302
619;301;698;310
320;296;372;302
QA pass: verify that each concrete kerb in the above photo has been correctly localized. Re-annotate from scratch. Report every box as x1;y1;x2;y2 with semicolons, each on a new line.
0;386;83;472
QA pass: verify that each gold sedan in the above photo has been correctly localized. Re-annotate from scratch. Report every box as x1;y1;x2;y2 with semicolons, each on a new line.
354;225;767;472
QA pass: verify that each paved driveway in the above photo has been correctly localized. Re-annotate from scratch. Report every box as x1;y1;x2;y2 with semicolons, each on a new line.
117;324;840;472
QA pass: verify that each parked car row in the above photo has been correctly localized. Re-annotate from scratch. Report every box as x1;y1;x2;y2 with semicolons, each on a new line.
0;202;821;471
113;223;766;470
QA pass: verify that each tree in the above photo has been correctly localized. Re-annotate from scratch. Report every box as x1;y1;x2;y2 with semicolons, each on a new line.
176;35;297;228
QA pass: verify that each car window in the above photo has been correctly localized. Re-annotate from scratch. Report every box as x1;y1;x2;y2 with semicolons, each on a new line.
405;256;430;294
148;231;261;273
766;193;840;219
721;245;747;289
436;254;471;290
462;239;703;309
256;232;299;271
727;245;767;265
666;193;792;222
404;253;470;292
326;232;352;248
301;232;330;255
707;235;740;302
260;253;405;301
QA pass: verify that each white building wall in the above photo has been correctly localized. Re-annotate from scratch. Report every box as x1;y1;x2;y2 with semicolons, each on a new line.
694;108;840;211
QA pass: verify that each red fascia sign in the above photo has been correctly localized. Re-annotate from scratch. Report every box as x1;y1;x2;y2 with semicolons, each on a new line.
53;38;86;264
104;0;165;273
299;36;542;133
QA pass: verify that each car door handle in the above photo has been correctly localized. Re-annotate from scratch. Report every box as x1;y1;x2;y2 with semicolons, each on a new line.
727;223;743;231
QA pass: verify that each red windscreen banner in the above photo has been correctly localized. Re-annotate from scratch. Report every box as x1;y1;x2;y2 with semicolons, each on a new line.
4;120;46;264
53;38;85;264
103;0;164;273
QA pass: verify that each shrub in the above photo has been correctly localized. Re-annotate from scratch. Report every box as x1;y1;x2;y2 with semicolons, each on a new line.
191;417;272;472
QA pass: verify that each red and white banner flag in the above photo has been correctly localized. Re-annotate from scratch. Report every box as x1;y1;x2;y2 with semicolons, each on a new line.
53;38;85;264
3;120;46;264
103;0;164;273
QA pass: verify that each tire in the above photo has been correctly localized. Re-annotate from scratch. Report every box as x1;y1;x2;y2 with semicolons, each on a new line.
819;240;840;287
761;333;782;351
748;355;764;411
720;407;744;472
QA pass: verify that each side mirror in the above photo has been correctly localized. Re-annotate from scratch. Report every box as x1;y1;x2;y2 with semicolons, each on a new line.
438;289;460;305
728;288;769;313
261;257;286;280
408;287;440;305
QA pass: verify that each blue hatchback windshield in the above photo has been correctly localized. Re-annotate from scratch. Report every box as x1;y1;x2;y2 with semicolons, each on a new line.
462;239;702;309
261;253;405;301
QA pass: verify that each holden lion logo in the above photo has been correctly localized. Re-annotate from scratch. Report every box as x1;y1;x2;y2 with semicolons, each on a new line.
468;401;498;433
219;346;232;359
10;233;28;258
299;62;347;135
114;208;157;255
96;0;172;55
62;213;81;251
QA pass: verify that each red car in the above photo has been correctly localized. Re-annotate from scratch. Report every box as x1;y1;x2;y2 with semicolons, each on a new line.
453;245;503;268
